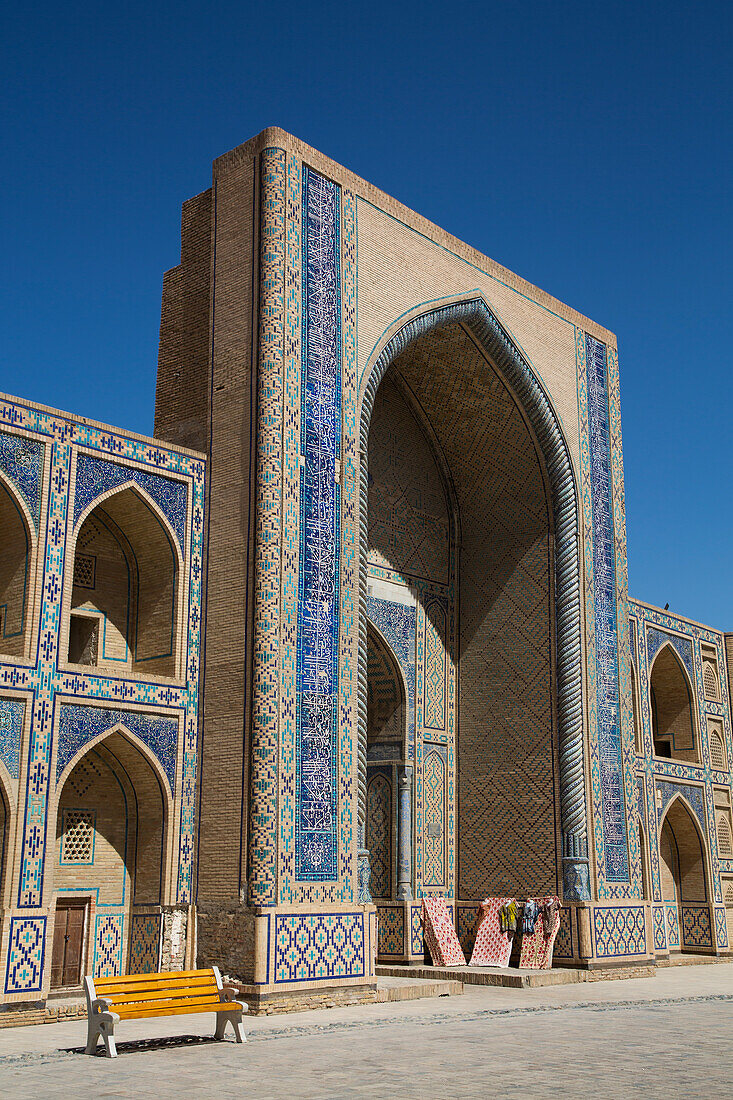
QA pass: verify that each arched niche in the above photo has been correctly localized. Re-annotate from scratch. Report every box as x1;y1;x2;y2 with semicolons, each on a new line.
360;299;585;900
365;620;408;901
650;645;699;764
0;474;34;659
52;728;170;987
660;797;708;907
66;485;181;678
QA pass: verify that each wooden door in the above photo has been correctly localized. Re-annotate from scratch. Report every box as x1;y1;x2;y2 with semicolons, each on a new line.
51;901;87;988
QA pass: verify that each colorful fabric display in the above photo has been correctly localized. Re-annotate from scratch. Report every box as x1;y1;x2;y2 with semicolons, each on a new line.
421;897;467;967
520;898;539;935
469;897;515;966
518;895;562;969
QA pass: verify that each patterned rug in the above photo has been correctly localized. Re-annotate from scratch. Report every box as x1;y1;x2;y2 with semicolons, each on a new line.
469;897;515;967
518;896;562;969
422;897;467;966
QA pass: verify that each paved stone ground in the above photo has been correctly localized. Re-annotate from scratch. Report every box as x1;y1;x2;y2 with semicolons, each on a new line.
0;965;731;1098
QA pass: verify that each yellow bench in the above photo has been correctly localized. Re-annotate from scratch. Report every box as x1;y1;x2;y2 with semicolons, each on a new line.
84;966;247;1057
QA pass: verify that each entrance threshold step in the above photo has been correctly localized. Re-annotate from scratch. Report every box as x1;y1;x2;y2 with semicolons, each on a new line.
375;976;463;1002
376;965;584;988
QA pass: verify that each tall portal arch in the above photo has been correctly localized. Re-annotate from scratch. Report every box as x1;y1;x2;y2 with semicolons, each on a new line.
358;297;588;900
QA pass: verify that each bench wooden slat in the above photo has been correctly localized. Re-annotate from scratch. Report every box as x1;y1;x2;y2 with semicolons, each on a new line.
115;1001;238;1020
101;982;219;1006
95;968;215;988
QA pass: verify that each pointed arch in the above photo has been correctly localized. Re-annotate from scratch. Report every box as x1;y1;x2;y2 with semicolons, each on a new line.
649;644;698;763
358;294;588;898
659;794;709;904
366;618;409;761
55;721;174;807
66;482;182;677
0;469;36;658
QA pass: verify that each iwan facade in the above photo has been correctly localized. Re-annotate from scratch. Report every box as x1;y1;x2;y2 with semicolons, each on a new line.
0;128;731;1018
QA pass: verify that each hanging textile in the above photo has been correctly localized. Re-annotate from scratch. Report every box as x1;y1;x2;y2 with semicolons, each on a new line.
469;897;515;967
518;895;562;969
421;897;467;967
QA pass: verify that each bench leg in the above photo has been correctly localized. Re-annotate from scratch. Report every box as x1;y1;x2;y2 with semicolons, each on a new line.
86;1013;118;1057
85;1016;100;1056
100;1019;118;1059
215;1009;246;1043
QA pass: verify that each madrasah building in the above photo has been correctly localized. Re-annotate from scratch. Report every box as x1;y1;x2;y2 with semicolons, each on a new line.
0;128;731;1020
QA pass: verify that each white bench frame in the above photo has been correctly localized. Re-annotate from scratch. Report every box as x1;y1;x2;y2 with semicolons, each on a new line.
84;965;247;1057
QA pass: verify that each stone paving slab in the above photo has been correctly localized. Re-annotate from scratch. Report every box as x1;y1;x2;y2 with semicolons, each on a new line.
0;964;730;1098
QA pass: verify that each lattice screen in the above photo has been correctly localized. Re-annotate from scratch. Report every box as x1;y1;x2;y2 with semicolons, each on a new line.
73;554;96;589
61;809;95;863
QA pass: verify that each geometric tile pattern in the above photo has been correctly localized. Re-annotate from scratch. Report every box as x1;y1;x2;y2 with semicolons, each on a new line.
249;147;286;906
681;905;712;949
56;703;179;790
422;749;445;887
554;906;573;959
295;167;342;881
73;453;187;551
367;596;415;757
593;906;646;957
128;912;162;974
0;430;44;528
584;335;627;883
714;906;728;949
365;773;391;899
0;395;203;945
653;905;667;951
93;913;124;978
666;903;680;949
630;597;733;913
411;903;424;956
423;600;447;730
273;913;365;982
376;906;404;956
0;696;24;779
4;916;46;993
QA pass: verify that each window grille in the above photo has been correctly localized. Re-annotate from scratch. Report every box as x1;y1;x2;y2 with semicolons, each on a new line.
717;814;733;858
61;809;95;864
710;728;726;771
703;661;720;700
73;554;96;589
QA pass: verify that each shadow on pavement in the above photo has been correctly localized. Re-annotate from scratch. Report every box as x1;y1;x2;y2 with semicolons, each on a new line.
64;1034;221;1057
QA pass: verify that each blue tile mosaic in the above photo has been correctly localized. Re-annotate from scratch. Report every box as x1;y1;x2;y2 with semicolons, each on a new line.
367;596;416;758
0;697;24;779
646;627;694;681
73;453;187;551
274;912;365;981
56;703;178;790
295;167;342;881
657;780;706;834
586;335;627;881
0;431;44;529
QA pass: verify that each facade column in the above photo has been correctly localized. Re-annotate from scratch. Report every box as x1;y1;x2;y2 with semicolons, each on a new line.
248;146;286;906
396;766;413;900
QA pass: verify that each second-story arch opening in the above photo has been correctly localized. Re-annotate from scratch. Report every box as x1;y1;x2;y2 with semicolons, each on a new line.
650;645;699;764
67;486;180;678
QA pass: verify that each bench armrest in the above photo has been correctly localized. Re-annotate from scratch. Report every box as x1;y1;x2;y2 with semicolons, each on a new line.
222;984;249;1010
92;997;112;1014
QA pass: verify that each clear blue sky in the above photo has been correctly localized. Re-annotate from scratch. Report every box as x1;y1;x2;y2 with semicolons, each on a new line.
2;2;731;626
